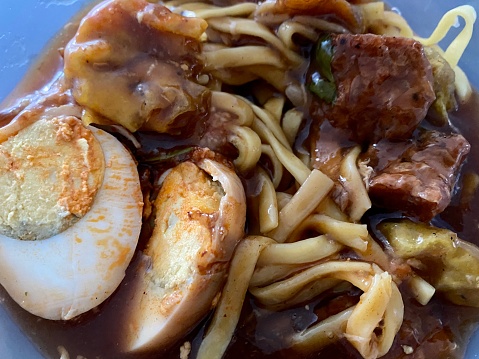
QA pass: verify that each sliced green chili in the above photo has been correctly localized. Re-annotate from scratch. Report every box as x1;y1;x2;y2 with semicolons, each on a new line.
309;78;336;103
315;35;335;83
308;35;337;104
143;147;194;164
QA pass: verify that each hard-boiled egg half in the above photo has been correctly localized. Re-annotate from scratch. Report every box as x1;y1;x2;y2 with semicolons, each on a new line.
124;152;246;353
0;105;143;320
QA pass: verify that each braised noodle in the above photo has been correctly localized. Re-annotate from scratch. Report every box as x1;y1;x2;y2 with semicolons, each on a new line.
1;1;479;359
158;2;476;359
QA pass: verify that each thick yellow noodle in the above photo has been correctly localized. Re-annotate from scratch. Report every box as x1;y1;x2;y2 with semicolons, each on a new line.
257;167;279;233
196;236;273;359
252;117;311;184
260;144;283;188
158;1;475;358
339;146;372;222
256;235;342;266
267;170;334;243
207;17;305;66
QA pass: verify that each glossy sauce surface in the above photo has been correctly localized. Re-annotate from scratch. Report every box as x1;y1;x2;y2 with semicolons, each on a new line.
0;1;479;359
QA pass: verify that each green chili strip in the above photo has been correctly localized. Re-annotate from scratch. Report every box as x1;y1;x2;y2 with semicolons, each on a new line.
308;35;336;104
143;147;194;164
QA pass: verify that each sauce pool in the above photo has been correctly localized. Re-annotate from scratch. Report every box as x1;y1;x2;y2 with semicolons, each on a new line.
0;1;479;359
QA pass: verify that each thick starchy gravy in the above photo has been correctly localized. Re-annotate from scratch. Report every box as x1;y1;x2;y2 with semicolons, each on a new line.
2;77;479;359
1;0;479;359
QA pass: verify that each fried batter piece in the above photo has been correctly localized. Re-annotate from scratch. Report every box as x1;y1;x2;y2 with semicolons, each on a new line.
64;0;210;134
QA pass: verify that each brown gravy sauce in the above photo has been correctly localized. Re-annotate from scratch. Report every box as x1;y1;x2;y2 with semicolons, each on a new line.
1;2;479;359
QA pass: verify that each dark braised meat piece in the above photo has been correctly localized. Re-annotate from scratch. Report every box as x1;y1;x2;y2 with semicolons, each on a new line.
318;34;436;143
362;131;470;221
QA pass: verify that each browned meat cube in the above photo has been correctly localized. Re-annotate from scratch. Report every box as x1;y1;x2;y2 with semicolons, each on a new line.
363;131;470;221
318;34;436;143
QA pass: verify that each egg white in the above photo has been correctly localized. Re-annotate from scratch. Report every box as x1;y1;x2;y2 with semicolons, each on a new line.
125;157;246;352
0;127;143;320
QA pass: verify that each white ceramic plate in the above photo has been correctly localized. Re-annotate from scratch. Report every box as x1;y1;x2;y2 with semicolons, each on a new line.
0;0;478;358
